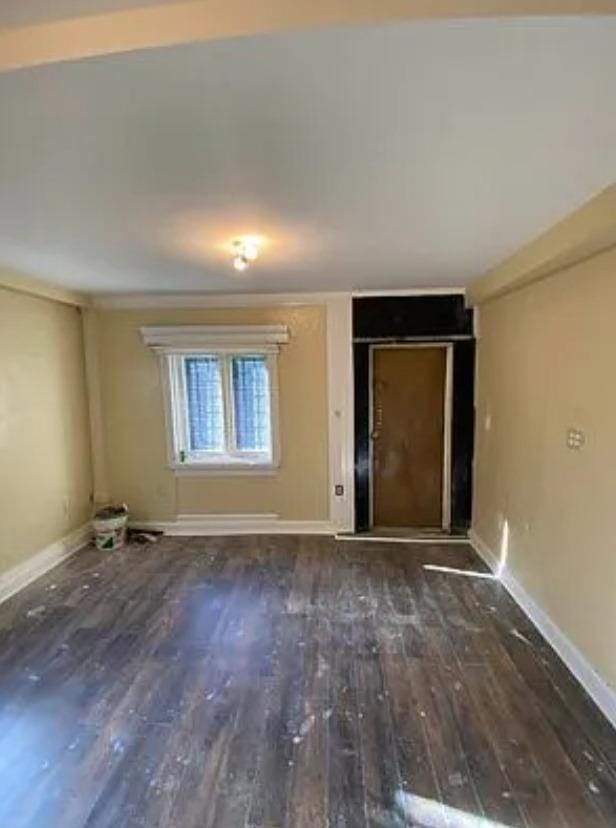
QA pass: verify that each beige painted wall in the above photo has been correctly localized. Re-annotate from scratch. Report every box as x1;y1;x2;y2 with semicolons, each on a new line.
5;0;614;73
0;287;93;575
96;305;329;521
473;245;616;691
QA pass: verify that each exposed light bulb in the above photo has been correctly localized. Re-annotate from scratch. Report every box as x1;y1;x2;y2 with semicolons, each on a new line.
241;240;259;261
231;237;261;271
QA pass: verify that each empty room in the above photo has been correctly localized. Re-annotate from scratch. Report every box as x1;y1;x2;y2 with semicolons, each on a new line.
1;2;616;826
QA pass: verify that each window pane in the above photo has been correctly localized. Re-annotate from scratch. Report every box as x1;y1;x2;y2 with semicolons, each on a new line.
184;357;224;451
231;356;271;452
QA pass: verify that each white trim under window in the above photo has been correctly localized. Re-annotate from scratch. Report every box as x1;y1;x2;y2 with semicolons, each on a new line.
142;326;286;475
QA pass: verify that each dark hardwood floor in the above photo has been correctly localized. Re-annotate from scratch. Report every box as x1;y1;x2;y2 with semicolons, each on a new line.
0;535;615;828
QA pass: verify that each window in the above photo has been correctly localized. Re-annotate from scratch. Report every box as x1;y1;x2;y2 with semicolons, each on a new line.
141;324;287;474
168;352;278;471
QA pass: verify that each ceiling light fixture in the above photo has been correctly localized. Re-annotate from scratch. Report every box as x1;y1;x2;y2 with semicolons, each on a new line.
232;237;260;272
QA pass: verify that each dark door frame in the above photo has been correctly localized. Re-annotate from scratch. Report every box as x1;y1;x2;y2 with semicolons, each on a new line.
353;295;475;534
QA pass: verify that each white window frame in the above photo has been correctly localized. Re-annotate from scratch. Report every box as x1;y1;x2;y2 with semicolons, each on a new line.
141;325;287;476
166;350;280;473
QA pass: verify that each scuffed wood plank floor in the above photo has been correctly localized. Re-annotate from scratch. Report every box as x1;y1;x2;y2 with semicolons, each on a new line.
0;536;615;828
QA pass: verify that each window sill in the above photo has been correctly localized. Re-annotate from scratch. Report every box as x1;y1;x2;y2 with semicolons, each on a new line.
170;463;279;478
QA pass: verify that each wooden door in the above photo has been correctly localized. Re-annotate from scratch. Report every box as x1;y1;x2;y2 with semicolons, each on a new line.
371;347;446;528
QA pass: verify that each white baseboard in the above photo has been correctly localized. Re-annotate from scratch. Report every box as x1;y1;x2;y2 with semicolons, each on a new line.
130;513;336;536
469;528;616;731
336;533;470;545
0;522;92;606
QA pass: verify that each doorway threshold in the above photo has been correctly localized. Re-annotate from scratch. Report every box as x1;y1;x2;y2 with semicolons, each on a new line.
336;527;469;544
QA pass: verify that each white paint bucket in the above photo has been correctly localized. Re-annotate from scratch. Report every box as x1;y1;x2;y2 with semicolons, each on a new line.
93;511;128;551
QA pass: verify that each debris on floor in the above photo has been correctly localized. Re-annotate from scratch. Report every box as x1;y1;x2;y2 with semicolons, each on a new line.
510;627;534;647
127;528;164;545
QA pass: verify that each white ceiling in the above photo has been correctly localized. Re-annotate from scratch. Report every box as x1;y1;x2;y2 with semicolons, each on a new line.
0;1;183;27
1;17;615;295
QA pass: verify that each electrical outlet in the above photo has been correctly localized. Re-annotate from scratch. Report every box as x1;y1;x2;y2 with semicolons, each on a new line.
566;428;585;450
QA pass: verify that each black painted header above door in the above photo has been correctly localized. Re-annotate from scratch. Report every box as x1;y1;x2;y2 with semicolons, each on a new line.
352;294;475;533
353;294;473;340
